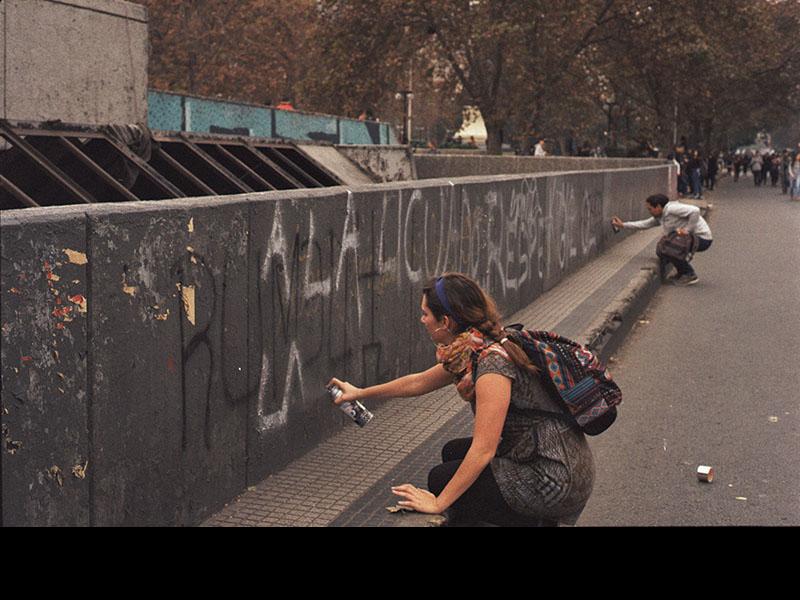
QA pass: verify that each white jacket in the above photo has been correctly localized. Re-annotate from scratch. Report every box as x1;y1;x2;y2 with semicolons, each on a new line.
623;200;712;241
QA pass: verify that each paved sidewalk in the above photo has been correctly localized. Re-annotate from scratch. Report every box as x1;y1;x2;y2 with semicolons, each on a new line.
201;225;665;527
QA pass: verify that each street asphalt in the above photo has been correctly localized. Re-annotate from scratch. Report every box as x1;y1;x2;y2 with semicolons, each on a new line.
580;176;800;526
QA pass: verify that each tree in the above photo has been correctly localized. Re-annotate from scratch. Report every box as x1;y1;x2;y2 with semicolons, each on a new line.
144;0;319;106
307;1;631;153
413;1;629;154
143;0;800;154
594;0;800;152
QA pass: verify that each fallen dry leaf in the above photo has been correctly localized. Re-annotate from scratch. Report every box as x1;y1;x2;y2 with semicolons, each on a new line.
48;466;64;487
72;461;88;480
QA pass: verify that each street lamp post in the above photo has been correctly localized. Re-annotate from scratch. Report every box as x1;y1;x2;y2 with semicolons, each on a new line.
396;90;414;145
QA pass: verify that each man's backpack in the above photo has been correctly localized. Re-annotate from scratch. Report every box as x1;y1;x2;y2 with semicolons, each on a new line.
499;325;621;435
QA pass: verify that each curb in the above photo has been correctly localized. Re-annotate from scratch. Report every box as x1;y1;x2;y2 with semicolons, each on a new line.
580;258;662;363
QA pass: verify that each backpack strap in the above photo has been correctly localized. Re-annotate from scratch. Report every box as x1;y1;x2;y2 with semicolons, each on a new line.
688;232;700;261
484;325;579;427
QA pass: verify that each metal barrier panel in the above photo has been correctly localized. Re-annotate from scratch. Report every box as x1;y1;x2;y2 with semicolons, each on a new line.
0;120;346;210
146;91;398;146
147;91;184;132
184;97;272;138
274;110;338;143
383;124;399;145
340;120;380;145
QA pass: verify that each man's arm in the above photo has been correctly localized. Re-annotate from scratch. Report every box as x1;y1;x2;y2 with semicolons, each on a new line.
612;216;658;230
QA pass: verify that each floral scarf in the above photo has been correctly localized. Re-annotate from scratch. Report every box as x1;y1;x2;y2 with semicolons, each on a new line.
436;328;510;403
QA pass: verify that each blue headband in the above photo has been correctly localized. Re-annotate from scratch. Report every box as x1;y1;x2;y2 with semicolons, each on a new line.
435;277;466;329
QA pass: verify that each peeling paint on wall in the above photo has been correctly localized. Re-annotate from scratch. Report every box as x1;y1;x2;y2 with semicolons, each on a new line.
181;285;196;326
63;249;88;265
122;273;138;297
68;294;87;314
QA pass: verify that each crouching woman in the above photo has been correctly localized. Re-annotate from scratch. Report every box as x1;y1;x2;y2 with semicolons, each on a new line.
328;273;595;527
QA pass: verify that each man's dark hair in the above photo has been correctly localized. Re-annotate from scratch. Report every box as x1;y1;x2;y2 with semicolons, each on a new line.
645;194;669;208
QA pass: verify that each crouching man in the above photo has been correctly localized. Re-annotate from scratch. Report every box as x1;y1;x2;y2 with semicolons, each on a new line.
611;194;713;286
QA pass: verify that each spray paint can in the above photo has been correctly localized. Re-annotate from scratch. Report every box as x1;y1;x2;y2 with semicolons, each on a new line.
327;384;373;428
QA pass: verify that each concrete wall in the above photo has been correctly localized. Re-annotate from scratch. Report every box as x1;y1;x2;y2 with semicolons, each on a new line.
415;154;667;180
1;165;671;526
1;0;149;125
297;145;375;185
337;145;417;182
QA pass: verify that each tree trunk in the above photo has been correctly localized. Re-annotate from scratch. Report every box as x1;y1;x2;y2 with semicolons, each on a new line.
485;119;504;155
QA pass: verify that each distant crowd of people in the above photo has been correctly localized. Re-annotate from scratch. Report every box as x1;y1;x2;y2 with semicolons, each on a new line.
670;142;800;201
725;148;800;199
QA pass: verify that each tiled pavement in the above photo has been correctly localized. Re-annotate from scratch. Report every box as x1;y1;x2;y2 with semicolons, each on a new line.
201;226;663;527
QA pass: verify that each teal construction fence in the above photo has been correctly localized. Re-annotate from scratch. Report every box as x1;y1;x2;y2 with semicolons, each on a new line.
147;90;398;145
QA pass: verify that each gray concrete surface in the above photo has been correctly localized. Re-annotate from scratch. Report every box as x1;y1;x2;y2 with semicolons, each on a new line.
336;145;417;182
1;0;148;125
297;144;375;185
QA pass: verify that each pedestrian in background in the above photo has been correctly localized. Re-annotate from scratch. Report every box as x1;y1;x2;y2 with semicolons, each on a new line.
769;153;781;187
689;149;703;199
790;150;800;201
781;149;791;194
676;145;689;196
705;151;719;191
328;273;595;527
751;152;763;186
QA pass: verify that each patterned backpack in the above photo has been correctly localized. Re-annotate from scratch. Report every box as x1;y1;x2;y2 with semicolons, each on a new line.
502;324;621;435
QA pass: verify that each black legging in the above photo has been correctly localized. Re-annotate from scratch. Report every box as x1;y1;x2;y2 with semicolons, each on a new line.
427;437;556;527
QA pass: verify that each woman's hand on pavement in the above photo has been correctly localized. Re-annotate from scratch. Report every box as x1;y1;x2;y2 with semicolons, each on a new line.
391;484;443;514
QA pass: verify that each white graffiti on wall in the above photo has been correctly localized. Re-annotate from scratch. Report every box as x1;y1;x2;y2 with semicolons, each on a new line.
334;191;363;324
257;341;304;432
377;190;401;280
303;210;331;300
255;175;610;433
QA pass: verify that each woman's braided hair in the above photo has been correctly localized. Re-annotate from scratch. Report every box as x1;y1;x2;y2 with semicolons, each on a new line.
423;273;539;375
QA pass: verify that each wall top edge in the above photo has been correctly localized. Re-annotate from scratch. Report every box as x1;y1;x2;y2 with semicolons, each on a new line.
0;165;672;221
30;0;149;24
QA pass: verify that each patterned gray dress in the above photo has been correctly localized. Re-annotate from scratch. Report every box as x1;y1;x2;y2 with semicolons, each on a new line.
474;351;596;524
